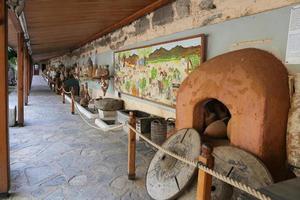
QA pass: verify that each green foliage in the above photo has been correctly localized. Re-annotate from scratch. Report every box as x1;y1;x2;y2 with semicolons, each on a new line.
8;47;17;66
150;67;157;79
186;54;201;70
146;53;201;67
173;68;181;81
146;56;178;64
162;77;170;89
119;51;132;59
125;80;131;92
139;77;147;92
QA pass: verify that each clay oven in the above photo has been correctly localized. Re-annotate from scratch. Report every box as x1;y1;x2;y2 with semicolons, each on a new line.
176;48;290;181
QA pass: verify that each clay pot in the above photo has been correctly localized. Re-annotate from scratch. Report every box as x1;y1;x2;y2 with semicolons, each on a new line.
80;84;85;98
80;97;89;107
92;65;97;77
214;103;229;119
227;119;232;140
294;73;300;94
204;119;227;138
204;111;217;127
88;67;93;78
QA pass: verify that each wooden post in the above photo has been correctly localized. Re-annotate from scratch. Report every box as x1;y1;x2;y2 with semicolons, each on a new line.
24;48;28;106
29;59;32;90
196;144;214;200
128;112;136;180
71;87;75;115
62;92;65;104
62;83;65;104
55;78;59;94
17;32;24;126
27;53;30;96
0;0;10;195
49;78;53;90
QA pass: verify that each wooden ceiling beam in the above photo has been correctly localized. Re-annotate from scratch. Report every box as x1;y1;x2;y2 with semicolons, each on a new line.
24;0;175;61
75;0;175;49
32;50;70;62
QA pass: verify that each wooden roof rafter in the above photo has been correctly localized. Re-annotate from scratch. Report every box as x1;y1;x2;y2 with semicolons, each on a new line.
75;0;175;49
22;0;175;61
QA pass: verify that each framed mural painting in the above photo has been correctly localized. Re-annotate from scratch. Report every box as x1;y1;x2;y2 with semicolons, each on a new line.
114;34;206;107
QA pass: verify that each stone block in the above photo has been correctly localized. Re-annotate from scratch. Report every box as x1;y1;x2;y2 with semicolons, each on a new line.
152;4;174;26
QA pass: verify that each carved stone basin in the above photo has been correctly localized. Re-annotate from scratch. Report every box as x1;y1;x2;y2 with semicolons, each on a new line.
94;98;124;111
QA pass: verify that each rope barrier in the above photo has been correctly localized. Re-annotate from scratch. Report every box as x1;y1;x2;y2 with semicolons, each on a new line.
72;95;124;132
126;124;271;200
56;85;271;200
58;86;72;95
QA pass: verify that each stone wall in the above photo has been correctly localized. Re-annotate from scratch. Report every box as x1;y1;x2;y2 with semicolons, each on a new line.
49;0;300;118
50;0;300;66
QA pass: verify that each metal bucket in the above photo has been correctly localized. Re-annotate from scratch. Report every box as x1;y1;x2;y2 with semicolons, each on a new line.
166;118;176;133
151;119;167;145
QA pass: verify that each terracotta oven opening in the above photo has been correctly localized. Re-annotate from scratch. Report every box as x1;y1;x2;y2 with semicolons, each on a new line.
176;49;290;181
200;99;231;141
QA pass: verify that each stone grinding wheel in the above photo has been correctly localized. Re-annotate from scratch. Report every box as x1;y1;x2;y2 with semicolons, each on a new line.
178;146;273;200
146;128;201;200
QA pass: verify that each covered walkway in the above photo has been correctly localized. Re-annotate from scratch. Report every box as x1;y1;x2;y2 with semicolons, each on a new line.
7;76;154;200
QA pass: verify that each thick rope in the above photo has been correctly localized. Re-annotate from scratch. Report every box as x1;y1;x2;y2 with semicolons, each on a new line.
60;87;72;95
59;90;271;200
126;124;271;200
73;96;124;131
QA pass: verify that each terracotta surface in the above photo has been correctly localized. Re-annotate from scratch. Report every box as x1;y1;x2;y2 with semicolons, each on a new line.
176;48;290;182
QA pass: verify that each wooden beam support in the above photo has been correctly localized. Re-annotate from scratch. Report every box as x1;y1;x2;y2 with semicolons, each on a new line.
0;0;10;195
128;112;136;180
62;83;65;104
71;87;75;115
17;32;24;126
8;9;22;33
75;0;174;49
27;53;31;94
30;59;32;90
197;144;214;200
24;48;28;106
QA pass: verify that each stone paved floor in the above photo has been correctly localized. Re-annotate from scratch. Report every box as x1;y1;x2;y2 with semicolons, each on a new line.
6;76;155;200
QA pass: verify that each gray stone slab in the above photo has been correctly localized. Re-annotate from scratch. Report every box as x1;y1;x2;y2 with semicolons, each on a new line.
25;165;58;186
8;76;153;199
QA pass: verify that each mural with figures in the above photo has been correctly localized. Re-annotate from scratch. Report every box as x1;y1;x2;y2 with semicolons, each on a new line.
114;35;206;106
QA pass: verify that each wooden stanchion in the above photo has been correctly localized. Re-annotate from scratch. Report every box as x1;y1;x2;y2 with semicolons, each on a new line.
62;91;65;104
196;143;214;200
49;80;53;90
27;53;30;96
24;48;28;106
128;112;136;180
62;83;65;104
71;87;75;115
55;78;59;94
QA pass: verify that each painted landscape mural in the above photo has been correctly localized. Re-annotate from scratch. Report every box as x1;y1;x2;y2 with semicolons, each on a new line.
114;35;205;106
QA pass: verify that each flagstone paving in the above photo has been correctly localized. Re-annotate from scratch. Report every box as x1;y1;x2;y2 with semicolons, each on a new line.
6;76;155;200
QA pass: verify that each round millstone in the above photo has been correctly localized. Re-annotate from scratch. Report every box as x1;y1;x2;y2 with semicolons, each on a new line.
146;128;201;200
178;145;273;200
